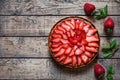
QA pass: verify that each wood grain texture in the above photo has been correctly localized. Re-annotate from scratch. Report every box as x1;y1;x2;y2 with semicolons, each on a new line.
0;16;120;36
0;37;120;58
0;0;120;15
0;59;119;79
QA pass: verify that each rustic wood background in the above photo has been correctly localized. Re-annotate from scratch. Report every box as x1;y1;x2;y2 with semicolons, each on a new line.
0;0;120;80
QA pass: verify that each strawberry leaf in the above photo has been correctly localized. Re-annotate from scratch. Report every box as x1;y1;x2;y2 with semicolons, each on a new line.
105;28;113;34
107;64;115;74
91;10;98;16
98;73;105;79
107;75;113;80
110;39;116;49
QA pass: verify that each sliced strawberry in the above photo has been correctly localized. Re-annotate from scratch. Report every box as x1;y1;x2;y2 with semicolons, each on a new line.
54;28;63;34
83;24;91;33
76;20;80;29
51;38;60;43
72;56;77;67
60;39;69;44
51;43;61;48
81;39;88;45
58;55;66;62
76;29;82;36
57;25;66;33
85;46;97;53
88;42;99;47
67;31;71;37
81;30;86;40
80;45;85;51
79;20;84;30
75;48;83;56
86;36;99;42
61;23;71;31
70;18;76;27
70;29;75;37
51;46;61;52
69;49;75;56
62;34;68;39
77;30;86;40
71;39;78;45
73;45;78;51
77;42;82;47
84;51;93;58
52;33;61;38
65;47;72;55
81;54;89;63
62;44;69;48
65;21;74;29
54;48;65;57
77;56;82;66
76;35;82;41
64;57;72;65
69;37;77;45
87;28;97;36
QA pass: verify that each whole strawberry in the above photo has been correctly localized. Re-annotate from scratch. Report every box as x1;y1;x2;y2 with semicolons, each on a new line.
84;3;96;15
104;17;114;34
94;64;105;79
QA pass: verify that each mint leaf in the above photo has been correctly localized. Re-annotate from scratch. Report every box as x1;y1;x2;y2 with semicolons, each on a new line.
103;5;108;17
107;75;113;80
102;39;119;58
107;64;115;74
110;39;116;49
96;5;108;19
102;45;111;51
103;51;112;58
113;45;120;53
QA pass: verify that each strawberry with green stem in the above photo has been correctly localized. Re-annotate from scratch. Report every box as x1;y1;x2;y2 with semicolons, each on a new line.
84;3;108;19
104;17;114;34
94;64;105;79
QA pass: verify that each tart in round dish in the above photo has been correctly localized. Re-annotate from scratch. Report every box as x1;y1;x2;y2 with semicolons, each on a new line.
48;16;100;68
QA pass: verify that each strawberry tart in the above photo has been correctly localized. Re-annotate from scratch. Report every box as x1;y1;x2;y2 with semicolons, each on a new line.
48;17;100;68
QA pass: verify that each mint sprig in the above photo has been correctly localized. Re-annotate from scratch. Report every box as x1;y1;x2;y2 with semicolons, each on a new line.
102;39;119;58
107;75;113;80
107;64;115;74
95;5;108;19
106;64;115;80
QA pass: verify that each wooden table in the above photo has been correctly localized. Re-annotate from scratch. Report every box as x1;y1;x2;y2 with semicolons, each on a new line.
0;0;120;80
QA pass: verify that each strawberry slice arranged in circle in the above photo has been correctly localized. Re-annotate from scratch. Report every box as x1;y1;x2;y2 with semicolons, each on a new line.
54;48;65;57
72;55;77;67
81;54;89;63
65;46;72;55
64;57;72;65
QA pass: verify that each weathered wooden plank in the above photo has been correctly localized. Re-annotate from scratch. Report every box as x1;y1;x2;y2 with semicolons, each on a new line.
0;16;120;36
0;59;61;79
0;59;119;79
0;37;120;58
0;0;120;15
